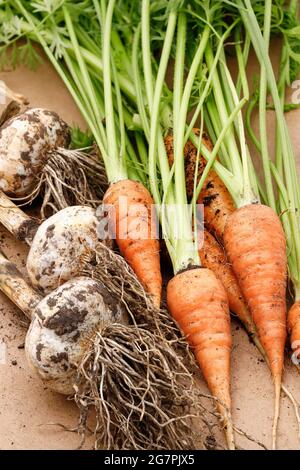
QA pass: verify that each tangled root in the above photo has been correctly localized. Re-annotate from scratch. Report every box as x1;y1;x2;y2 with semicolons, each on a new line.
75;324;201;450
82;242;190;349
74;243;221;449
79;244;265;450
13;147;108;218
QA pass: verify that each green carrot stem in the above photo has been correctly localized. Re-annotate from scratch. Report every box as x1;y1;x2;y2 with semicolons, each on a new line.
173;12;187;142
204;100;231;166
132;25;150;139
236;28;251;99
205;40;243;182
146;4;177;205
102;0;127;181
184;19;238;152
245;93;261;152
258;0;276;210
191;97;248;207
141;0;154;110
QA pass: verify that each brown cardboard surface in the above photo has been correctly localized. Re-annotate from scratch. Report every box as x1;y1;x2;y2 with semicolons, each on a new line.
0;45;299;450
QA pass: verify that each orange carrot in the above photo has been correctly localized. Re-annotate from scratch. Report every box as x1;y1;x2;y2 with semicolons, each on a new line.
223;204;287;449
103;179;162;308
199;229;257;338
165;132;235;242
166;133;259;340
198;171;235;244
167;267;234;450
288;301;300;355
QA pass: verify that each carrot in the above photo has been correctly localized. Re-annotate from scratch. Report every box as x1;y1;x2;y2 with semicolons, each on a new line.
103;179;162;308
223;203;287;449
165;131;235;242
167;267;234;450
200;229;299;422
288;301;300;356
200;228;299;429
199;229;258;339
166;133;260;343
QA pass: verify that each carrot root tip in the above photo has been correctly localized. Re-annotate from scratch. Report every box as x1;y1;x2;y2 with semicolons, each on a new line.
272;377;282;450
282;384;300;440
223;411;235;450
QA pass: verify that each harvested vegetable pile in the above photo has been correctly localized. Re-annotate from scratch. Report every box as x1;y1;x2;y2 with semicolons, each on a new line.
0;0;299;451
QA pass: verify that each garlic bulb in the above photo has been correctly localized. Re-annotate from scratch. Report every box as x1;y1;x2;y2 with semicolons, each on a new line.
0;108;70;196
26;276;127;395
26;206;100;293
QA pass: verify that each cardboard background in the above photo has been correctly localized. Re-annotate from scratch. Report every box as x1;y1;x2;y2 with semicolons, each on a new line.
0;43;299;450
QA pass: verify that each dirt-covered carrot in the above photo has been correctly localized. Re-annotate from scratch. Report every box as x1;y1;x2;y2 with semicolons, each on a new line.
165;132;235;241
165;128;263;348
165;131;262;350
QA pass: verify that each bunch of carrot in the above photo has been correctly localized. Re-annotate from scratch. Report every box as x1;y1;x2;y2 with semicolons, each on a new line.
118;0;292;449
1;0;300;451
